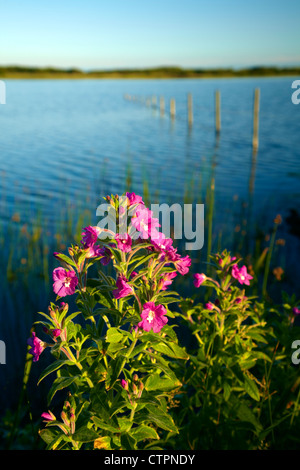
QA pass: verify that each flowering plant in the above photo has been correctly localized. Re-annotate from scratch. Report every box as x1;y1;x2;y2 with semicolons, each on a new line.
29;193;190;450
172;250;300;449
27;194;300;450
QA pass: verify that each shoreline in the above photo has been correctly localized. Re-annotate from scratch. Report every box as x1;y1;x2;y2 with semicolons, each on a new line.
1;66;300;80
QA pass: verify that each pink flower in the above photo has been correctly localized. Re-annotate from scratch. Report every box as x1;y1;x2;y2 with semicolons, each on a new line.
52;267;78;297
52;329;62;338
138;302;168;333
41;411;56;422
131;207;160;239
205;302;214;310
113;275;133;299
121;379;128;390
98;246;112;265
175;255;192;275
159;271;177;290
126;192;144;206
163;246;181;263
193;273;206;288
151;232;173;253
85;244;104;259
115;233;132;252
231;264;253;286
81;225;102;248
293;307;300;315
27;332;45;362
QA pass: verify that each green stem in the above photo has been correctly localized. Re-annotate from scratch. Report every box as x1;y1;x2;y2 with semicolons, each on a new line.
264;361;275;444
61;346;83;371
262;224;277;297
111;335;139;389
290;386;300;426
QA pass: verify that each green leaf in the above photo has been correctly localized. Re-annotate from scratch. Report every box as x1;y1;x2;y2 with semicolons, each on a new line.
38;428;59;445
106;327;126;343
117;417;132;433
244;375;260;402
247;330;268;344
145;353;180;382
131;425;159;442
156;297;180;306
95;291;115;308
128;252;157;275
128;342;147;358
37;311;52;322
151;342;175;357
152;341;189;360
145;374;181;391
168;342;189;360
54;252;78;268
120;433;137;450
94;436;112;450
38;359;73;385
144;405;178;433
236;402;263;434
64;311;81;325
47;376;79;404
258;412;293;441
106;342;127;358
72;426;99;443
252;351;272;363
223;382;231;401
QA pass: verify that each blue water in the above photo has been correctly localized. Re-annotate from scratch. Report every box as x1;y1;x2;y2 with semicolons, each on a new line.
1;77;300;414
0;77;299;228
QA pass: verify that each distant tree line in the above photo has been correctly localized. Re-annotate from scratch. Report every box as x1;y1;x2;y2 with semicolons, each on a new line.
0;65;299;78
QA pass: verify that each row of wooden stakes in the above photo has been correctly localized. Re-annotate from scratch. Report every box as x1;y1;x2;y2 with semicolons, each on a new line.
124;88;260;150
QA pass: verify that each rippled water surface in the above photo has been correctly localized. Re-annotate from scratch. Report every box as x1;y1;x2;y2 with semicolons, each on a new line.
0;77;299;229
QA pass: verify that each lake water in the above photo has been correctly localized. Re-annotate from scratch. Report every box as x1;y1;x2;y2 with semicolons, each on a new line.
1;77;300;414
1;77;299;227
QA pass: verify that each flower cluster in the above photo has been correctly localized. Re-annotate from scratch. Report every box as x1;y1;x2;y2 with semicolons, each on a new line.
27;192;264;452
28;193;193;364
191;250;253;313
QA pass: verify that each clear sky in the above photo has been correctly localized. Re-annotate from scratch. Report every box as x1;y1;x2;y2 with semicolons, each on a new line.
1;0;300;70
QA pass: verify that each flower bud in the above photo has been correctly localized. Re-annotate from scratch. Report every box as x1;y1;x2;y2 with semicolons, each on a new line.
41;410;56;422
70;412;76;434
68;247;74;256
205;302;214;311
61;411;70;427
121;379;128;390
138;381;144;394
52;329;62;338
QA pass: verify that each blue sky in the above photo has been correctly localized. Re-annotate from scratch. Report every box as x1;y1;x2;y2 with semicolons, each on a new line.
1;0;300;69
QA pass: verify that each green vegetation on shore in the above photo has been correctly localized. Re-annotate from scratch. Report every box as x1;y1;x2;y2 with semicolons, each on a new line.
1;65;300;79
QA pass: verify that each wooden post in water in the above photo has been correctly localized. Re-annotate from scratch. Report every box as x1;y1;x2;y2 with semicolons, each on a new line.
215;90;221;134
170;98;176;119
160;96;165;116
152;95;157;108
188;93;193;126
252;88;260;150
